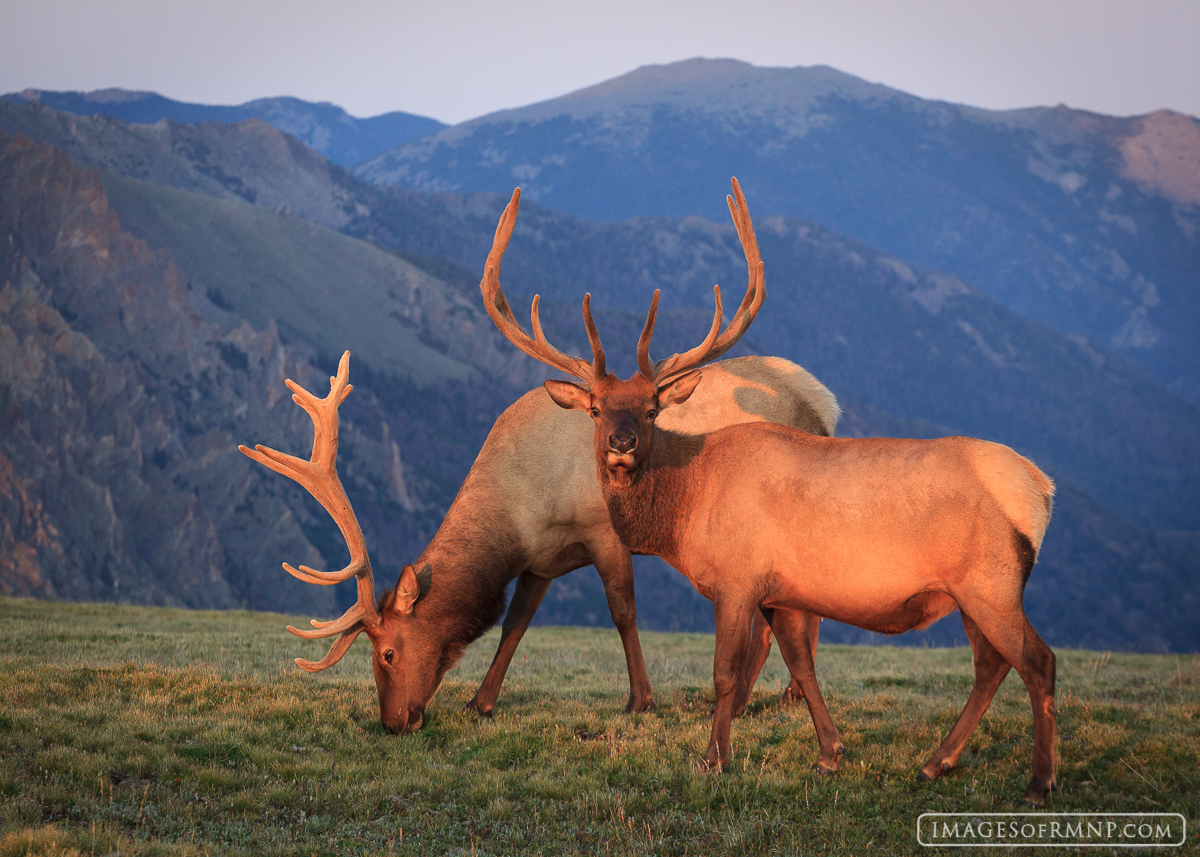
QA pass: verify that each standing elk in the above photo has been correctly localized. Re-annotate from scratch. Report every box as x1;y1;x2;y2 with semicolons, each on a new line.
481;178;1059;806
238;322;838;730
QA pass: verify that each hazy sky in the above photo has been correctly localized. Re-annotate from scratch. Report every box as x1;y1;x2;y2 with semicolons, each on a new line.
2;0;1198;124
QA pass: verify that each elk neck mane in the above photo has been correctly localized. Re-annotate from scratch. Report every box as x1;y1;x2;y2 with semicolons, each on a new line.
407;490;523;671
598;427;706;564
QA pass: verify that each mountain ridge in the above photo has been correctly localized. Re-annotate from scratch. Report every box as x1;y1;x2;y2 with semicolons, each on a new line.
356;57;1200;402
2;88;446;167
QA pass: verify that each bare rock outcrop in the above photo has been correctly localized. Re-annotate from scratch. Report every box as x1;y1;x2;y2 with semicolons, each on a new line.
0;132;339;611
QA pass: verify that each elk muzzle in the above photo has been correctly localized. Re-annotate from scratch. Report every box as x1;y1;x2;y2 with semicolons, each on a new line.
608;432;637;454
606;429;639;470
383;706;425;736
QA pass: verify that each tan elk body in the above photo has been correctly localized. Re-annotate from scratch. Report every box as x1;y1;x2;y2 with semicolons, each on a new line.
239;348;838;733
481;179;1059;806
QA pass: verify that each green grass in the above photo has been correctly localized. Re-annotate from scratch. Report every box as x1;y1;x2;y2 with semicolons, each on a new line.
1;597;1197;855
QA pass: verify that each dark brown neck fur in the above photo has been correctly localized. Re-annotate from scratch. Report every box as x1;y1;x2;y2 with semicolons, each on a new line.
598;429;705;567
412;492;523;668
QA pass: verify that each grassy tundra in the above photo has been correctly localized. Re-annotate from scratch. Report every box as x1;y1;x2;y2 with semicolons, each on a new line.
0;597;1197;855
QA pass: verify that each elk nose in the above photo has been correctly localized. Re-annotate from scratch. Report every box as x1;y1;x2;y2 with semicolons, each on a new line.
608;433;637;454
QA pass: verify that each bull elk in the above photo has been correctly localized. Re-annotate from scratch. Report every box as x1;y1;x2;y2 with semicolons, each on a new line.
238;323;839;730
482;178;1059;806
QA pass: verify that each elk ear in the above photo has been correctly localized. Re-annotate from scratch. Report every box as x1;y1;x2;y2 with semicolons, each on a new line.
544;380;591;411
392;563;429;615
658;370;703;409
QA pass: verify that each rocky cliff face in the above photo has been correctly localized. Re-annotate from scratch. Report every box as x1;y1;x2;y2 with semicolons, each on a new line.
0;130;569;616
3;133;216;603
0;132;357;613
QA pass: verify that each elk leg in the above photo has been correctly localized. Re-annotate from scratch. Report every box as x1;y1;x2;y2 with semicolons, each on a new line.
1019;620;1057;805
731;609;774;717
1012;618;1057;805
466;571;551;717
703;594;758;770
786;613;821;704
763;607;844;774
592;540;654;713
772;611;820;707
918;611;1011;782
953;601;1057;806
733;610;817;716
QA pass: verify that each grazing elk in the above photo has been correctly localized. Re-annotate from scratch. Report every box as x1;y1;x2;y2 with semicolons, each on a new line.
238;342;838;731
481;178;1059;806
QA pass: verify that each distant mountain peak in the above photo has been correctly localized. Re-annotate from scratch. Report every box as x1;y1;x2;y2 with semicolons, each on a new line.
487;58;902;127
578;56;759;89
570;56;881;95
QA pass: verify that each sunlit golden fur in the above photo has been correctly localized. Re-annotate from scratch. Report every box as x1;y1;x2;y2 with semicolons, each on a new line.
658;355;839;437
580;386;1058;806
608;427;1054;631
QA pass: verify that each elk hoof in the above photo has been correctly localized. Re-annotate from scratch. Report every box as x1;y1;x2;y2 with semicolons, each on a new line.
464;700;494;718
918;759;952;782
813;762;838;777
624;696;654;714
1021;780;1052;807
697;756;724;773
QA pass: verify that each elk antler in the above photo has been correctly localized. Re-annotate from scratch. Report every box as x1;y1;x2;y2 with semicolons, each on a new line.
238;351;380;673
480;188;607;386
638;177;765;384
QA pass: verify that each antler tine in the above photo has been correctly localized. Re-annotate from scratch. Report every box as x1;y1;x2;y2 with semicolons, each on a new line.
710;176;766;351
580;293;607;380
652;177;765;383
485;188;520;278
651;285;724;383
480;188;604;385
293;628;363;673
727;176;762;286
285;604;365;639
636;290;660;379
237;350;379;673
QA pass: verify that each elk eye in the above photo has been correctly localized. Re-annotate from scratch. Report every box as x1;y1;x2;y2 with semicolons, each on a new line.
646;409;657;421
383;649;394;664
589;408;600;419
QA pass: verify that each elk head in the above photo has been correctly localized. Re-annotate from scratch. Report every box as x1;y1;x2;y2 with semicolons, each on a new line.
480;178;765;479
238;353;438;735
